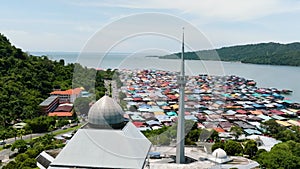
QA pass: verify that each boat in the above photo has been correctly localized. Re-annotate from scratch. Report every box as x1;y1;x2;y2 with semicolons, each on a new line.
281;89;293;95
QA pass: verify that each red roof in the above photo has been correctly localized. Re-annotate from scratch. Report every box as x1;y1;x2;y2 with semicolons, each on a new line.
133;98;142;101
132;121;146;127
167;95;178;100
270;110;285;115
236;109;247;114
48;112;73;117
50;88;82;95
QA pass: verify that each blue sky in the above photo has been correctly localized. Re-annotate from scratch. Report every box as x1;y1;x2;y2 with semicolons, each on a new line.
1;0;300;52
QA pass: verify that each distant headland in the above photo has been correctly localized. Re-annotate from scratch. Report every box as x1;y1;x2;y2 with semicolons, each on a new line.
157;42;300;66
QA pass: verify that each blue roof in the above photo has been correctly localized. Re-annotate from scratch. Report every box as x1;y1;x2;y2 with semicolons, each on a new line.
244;129;262;135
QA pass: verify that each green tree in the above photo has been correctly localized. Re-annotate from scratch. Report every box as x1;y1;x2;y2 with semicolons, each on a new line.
255;148;267;157
25;116;56;133
2;161;17;169
20;158;37;168
15;153;29;163
0;130;7;142
9;128;18;141
256;141;300;169
244;140;258;158
276;129;298;142
224;140;243;156
212;141;225;151
262;119;285;136
11;139;28;153
17;129;26;139
25;148;39;158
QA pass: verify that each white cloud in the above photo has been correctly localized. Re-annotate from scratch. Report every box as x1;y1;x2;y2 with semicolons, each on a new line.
71;0;300;21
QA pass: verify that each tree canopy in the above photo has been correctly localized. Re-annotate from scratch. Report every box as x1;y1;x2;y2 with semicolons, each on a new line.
159;42;300;66
0;33;113;133
255;141;300;169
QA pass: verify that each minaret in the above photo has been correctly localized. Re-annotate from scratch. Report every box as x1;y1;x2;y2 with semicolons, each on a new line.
176;27;186;164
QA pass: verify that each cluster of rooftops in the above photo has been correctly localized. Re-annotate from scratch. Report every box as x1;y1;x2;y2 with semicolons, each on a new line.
119;69;300;138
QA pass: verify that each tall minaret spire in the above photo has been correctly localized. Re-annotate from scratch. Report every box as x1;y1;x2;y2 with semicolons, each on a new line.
176;27;186;164
181;27;185;77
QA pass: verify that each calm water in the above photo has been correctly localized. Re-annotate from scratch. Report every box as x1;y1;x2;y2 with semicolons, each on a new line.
31;52;300;102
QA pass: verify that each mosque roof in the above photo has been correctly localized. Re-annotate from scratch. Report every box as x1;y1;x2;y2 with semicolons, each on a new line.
208;148;232;164
88;96;124;128
49;122;151;169
212;148;227;159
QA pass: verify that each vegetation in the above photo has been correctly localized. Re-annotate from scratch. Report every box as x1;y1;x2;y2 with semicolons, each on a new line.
0;33;116;137
212;139;257;157
210;120;300;168
11;139;28;153
243;140;258;158
142;120;219;146
255;141;300;169
261;119;300;142
0;33;73;126
3;134;64;169
211;141;224;151
159;42;300;66
224;140;243;156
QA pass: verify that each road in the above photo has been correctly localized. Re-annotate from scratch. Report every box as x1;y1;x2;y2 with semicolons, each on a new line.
104;80;119;103
111;80;120;103
0;126;77;163
0;132;46;161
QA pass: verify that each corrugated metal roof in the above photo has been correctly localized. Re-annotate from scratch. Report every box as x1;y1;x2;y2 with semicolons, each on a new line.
50;122;151;169
39;96;58;106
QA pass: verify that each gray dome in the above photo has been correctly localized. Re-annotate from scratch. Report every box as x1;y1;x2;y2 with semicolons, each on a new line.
212;148;227;159
88;96;124;129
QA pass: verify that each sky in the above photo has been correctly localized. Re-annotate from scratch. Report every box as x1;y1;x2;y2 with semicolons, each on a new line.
1;0;300;53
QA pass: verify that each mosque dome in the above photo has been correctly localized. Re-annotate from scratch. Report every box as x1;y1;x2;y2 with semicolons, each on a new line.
88;96;125;129
212;148;227;159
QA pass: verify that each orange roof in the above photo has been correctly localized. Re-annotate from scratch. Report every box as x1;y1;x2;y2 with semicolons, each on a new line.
213;127;225;133
50;88;82;95
48;112;73;117
249;110;263;115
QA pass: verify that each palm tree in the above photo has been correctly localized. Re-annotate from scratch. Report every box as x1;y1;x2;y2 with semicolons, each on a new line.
10;128;18;141
17;129;26;140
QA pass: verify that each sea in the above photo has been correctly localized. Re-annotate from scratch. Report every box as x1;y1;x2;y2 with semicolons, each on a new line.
30;52;300;102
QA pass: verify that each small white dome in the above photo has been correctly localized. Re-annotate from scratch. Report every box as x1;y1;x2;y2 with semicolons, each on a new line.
88;96;124;129
212;148;227;159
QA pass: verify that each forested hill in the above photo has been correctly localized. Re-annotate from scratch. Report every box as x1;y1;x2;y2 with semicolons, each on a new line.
159;42;300;66
0;33;75;125
0;33;111;126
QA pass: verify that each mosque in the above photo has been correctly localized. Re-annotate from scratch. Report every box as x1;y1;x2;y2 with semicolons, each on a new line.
37;95;152;169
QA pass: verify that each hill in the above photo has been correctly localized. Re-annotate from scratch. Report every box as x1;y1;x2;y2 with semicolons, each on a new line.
159;42;300;66
0;33;111;127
